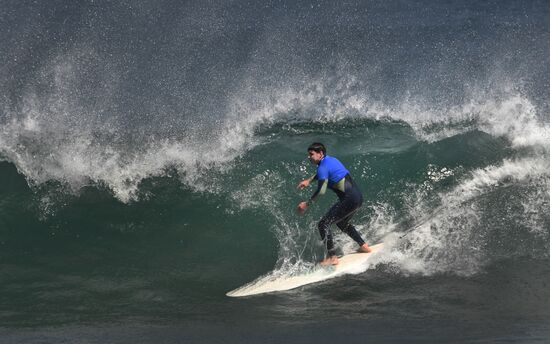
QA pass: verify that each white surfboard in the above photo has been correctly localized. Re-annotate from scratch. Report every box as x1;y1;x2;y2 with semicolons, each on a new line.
226;243;384;297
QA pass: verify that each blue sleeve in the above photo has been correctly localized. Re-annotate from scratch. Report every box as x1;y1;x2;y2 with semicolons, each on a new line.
316;164;329;181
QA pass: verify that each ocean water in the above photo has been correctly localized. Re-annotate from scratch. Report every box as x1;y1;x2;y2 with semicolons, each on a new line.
2;0;550;342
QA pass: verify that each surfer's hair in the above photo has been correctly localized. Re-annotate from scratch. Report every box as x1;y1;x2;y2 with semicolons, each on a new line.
308;142;326;156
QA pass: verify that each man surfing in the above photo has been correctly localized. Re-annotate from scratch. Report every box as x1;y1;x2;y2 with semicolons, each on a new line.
297;142;372;266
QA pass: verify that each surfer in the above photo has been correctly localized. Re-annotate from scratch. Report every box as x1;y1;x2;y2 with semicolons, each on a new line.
297;142;372;266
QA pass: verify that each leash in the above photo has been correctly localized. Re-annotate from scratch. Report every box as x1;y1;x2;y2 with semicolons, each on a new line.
399;205;444;239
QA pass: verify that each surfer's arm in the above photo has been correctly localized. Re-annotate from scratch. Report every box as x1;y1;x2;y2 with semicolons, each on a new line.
308;164;329;203
308;179;328;204
298;174;318;190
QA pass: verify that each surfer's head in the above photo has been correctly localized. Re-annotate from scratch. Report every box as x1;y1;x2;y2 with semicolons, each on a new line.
307;142;326;165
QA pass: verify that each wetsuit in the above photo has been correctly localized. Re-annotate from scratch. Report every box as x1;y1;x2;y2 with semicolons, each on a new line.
309;156;366;256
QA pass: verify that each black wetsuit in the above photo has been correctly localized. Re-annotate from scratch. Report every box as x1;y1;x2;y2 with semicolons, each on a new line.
309;156;366;256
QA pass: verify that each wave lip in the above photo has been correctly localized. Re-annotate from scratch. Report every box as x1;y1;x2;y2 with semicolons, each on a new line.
1;57;547;207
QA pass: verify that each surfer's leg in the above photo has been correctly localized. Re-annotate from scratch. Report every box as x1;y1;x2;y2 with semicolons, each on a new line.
318;203;342;257
338;221;371;253
332;194;363;244
337;220;365;246
318;217;337;257
335;198;371;252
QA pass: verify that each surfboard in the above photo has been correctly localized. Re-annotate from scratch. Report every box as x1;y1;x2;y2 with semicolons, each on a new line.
226;243;384;297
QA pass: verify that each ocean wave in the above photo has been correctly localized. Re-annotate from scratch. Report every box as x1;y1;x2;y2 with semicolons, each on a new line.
225;75;547;146
376;157;550;276
0;47;547;206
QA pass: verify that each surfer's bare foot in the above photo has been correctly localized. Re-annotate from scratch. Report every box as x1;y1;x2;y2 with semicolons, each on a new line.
320;256;339;266
358;243;372;253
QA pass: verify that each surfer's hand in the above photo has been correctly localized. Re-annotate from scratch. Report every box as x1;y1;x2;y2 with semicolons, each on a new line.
297;201;308;214
297;179;310;190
